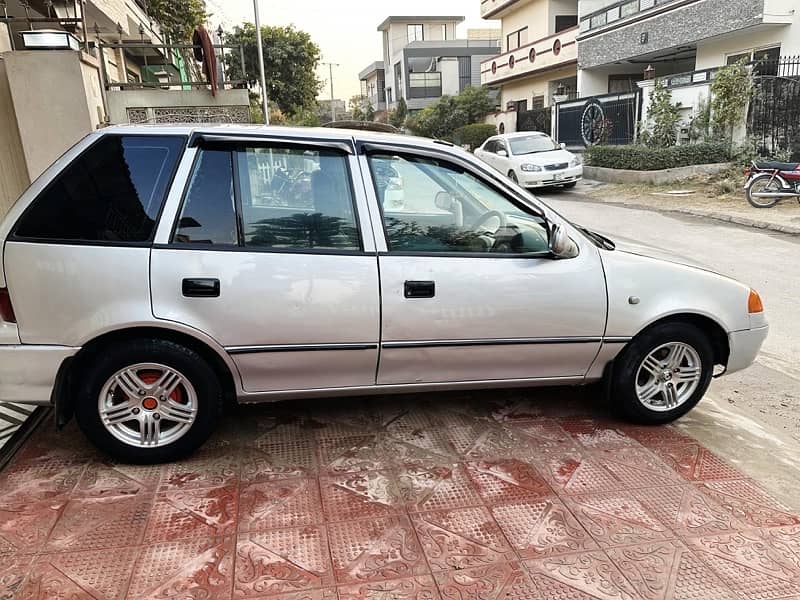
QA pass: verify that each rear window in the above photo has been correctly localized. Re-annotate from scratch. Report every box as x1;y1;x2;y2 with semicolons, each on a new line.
13;134;185;243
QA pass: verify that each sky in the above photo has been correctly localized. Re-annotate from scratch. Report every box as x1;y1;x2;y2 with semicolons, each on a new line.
205;0;497;102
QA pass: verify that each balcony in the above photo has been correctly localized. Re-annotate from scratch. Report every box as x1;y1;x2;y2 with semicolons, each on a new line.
481;26;578;87
480;0;525;19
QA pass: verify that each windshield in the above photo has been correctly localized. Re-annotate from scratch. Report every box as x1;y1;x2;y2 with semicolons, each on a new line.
509;135;559;156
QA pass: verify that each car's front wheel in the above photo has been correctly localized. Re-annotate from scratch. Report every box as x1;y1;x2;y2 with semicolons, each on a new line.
508;170;519;184
611;322;713;424
75;339;223;463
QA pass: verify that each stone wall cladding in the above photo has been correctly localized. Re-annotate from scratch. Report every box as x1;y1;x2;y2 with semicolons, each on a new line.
578;0;764;69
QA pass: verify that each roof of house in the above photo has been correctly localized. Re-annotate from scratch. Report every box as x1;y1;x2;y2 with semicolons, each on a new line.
359;61;385;80
377;16;465;31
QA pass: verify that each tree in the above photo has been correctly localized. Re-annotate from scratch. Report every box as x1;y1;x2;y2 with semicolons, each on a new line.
645;80;682;147
710;60;752;145
224;23;321;117
389;97;408;128
349;95;365;121
148;0;207;42
406;86;495;140
364;102;375;122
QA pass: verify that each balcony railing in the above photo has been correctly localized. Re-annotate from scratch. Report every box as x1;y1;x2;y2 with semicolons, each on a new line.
579;0;683;35
480;26;578;87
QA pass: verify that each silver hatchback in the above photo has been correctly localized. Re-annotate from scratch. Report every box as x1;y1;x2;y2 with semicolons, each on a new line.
0;126;767;462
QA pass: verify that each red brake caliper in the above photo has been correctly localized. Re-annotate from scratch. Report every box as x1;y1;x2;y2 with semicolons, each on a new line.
138;370;185;404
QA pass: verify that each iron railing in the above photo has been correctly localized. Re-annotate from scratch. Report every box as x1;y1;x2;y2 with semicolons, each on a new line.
748;56;800;161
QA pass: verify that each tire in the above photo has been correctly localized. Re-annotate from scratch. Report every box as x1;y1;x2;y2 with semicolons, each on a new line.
561;181;577;189
746;174;781;208
508;170;519;184
610;322;714;424
75;339;223;463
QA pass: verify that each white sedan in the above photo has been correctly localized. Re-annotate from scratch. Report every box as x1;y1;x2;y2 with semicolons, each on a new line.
475;131;582;189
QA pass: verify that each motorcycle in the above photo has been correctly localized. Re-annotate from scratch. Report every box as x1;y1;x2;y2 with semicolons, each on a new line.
744;160;800;208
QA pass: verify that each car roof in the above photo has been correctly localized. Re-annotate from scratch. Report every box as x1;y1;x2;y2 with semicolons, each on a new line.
494;131;549;140
98;123;454;153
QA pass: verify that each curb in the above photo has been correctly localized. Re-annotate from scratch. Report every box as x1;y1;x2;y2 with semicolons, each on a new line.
578;195;800;236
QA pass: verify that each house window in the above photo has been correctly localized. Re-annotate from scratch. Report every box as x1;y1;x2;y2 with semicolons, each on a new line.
458;56;471;92
727;46;780;76
407;24;424;42
409;72;442;98
531;95;545;109
506;27;528;52
555;15;578;32
395;62;403;98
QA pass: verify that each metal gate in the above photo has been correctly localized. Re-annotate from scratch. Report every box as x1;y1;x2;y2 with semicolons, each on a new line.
748;56;800;161
555;91;641;146
517;107;552;135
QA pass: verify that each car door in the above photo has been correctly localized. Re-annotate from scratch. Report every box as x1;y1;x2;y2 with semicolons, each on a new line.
476;139;497;169
494;139;511;175
151;134;380;393
360;145;607;385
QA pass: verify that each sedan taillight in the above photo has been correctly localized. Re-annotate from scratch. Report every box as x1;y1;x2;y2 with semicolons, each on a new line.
0;288;16;323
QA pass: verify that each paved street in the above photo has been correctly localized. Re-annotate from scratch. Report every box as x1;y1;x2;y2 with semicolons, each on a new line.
543;187;800;506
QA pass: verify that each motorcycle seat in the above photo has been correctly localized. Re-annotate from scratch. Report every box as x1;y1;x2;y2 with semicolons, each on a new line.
754;161;799;171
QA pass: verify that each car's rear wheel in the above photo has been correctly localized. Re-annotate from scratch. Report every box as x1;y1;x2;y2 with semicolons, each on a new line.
746;174;781;208
611;322;713;424
75;339;223;463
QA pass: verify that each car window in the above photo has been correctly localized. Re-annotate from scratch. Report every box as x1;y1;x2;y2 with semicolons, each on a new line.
14;135;184;243
368;153;549;255
484;140;496;153
508;135;559;155
174;149;238;245
237;147;360;251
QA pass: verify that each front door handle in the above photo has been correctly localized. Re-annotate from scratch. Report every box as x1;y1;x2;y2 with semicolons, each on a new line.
404;280;435;299
182;278;220;298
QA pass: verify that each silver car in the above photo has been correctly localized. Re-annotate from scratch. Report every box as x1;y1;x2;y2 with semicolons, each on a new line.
0;126;768;462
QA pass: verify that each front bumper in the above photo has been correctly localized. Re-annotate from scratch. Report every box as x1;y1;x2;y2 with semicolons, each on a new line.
0;345;78;405
522;165;583;188
726;326;769;374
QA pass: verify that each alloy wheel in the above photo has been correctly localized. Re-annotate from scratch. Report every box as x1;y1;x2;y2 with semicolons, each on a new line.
98;363;197;448
635;342;702;412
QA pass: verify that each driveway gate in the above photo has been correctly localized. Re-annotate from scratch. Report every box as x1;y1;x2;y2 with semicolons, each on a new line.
748;56;800;161
555;91;641;146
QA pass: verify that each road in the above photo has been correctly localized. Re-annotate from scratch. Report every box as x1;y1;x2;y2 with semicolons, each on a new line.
540;188;800;507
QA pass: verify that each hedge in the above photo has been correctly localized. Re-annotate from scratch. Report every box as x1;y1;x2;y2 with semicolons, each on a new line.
453;124;497;150
584;143;731;171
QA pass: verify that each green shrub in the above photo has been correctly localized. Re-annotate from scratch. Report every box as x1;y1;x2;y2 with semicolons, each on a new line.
453;124;497;150
584;143;731;171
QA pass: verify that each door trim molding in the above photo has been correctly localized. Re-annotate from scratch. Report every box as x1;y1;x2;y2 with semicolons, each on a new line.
382;337;608;349
227;343;379;355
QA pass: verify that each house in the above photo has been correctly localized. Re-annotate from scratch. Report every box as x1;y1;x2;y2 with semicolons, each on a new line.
359;62;387;112
0;0;250;215
479;0;579;134
375;15;500;112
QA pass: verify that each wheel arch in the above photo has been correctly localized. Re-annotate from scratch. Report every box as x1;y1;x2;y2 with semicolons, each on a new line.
56;325;240;427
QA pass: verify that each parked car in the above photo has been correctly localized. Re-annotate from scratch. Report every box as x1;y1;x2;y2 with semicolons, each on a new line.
475;131;582;189
0;126;767;462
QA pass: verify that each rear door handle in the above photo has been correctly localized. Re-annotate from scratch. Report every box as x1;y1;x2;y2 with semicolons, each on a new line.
182;278;220;298
404;280;435;299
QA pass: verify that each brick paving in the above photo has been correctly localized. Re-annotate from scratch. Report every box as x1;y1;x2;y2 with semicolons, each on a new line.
1;389;800;599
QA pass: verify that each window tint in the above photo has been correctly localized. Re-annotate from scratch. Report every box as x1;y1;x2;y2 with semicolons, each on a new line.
369;154;549;254
237;147;360;251
14;135;184;242
174;149;238;245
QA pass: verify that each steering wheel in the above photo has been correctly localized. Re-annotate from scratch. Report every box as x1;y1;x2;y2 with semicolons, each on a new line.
471;210;507;233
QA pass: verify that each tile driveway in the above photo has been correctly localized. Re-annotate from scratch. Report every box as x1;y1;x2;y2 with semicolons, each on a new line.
1;388;799;599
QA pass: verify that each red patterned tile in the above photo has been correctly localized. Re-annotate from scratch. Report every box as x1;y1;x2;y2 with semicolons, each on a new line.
46;493;151;551
439;413;524;460
696;479;800;528
488;398;545;423
651;442;742;481
412;506;515;572
490;498;598;559
129;536;234;599
465;459;553;503
327;516;427;585
563;492;673;548
632;485;747;537
320;471;404;522
0;460;83;502
526;551;639;600
158;441;240;491
338;575;441;599
144;484;238;543
532;448;621;495
239;478;322;532
75;462;163;497
241;425;317;482
618;424;695;447
234;527;333;597
509;418;576;451
687;530;800;598
18;546;139;600
434;561;539;599
397;465;484;512
606;540;737;600
590;446;684;489
386;411;456;459
0;553;34;600
561;417;642;449
0;498;66;554
316;434;393;474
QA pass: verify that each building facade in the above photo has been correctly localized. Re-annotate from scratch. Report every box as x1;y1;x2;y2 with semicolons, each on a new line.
374;16;500;112
359;62;387;112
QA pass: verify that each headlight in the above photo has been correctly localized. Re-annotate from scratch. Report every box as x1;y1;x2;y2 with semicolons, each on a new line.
569;156;580;168
520;164;542;172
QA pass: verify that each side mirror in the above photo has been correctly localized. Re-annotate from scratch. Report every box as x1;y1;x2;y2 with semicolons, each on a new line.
434;191;454;211
497;149;508;157
559;142;566;150
549;223;579;259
